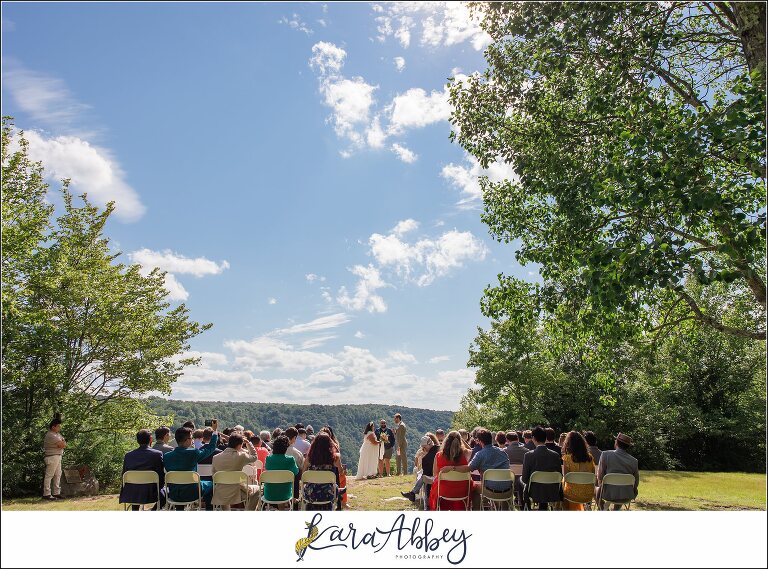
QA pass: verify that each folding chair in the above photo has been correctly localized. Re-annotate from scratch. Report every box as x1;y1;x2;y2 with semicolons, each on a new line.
563;471;596;510
480;469;515;511
600;473;636;510
164;471;202;510
212;471;250;511
197;464;213;479
435;470;472;511
299;470;338;511
257;470;295;510
510;463;524;507
121;471;160;511
418;475;434;511
527;471;563;510
242;462;260;485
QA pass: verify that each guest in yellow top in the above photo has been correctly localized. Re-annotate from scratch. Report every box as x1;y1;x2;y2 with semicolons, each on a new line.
561;431;595;510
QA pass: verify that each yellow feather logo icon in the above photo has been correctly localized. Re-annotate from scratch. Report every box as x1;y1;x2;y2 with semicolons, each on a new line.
295;521;319;561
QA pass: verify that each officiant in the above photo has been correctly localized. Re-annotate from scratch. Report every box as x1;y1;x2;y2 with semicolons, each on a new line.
375;419;395;477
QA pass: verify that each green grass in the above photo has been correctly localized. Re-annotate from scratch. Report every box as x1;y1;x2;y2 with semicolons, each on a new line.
3;470;765;511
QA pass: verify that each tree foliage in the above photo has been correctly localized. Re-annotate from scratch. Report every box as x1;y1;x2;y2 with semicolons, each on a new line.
1;119;206;496
451;2;766;341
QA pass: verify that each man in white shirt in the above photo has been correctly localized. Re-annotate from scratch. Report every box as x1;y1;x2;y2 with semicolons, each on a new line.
293;427;311;455
284;427;304;469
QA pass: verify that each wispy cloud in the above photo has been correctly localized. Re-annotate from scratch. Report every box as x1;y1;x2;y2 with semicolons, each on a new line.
128;248;230;301
279;13;314;35
272;313;351;336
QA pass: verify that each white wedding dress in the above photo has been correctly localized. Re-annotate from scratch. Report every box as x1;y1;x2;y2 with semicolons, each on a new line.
356;432;380;480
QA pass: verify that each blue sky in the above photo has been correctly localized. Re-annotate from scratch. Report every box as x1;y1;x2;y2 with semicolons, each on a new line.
2;2;535;410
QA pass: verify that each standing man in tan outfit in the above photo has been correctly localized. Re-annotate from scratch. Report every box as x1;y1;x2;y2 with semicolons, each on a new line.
43;418;66;500
394;413;408;476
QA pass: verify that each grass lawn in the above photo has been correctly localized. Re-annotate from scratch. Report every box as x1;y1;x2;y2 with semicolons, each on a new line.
3;470;765;511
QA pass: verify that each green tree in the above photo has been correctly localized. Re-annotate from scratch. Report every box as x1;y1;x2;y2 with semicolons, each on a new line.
1;120;206;495
451;2;766;340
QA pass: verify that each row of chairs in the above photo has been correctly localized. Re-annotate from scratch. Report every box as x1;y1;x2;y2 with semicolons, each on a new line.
416;468;636;511
121;467;341;511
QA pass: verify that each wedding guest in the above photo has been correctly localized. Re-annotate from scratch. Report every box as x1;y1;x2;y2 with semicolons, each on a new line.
300;433;343;510
263;435;298;509
437;429;447;446
305;425;315;442
521;426;562;510
545;428;562;456
119;429;165;510
394;413;408;476
211;433;260;510
153;427;174;454
249;434;270;478
504;432;529;465
182;421;195;430
294;428;311;455
42;418;66;501
272;428;283;442
284;427;305;470
558;432;567;449
197;427;222;482
192;429;204;450
259;430;272;451
455;429;512;508
523;430;535;451
164;427;219;510
495;431;507;448
596;433;640;510
561;431;596;511
584;431;602;466
429;431;474;511
401;434;438;504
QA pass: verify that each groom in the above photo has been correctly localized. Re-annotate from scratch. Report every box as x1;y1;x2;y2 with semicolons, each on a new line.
394;413;407;476
376;419;395;477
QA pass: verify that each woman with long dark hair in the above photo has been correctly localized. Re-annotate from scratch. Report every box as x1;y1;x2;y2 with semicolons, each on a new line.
562;430;595;511
356;422;380;480
301;433;343;510
428;430;474;511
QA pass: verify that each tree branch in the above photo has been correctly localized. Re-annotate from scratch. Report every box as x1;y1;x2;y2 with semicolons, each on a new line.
676;287;766;340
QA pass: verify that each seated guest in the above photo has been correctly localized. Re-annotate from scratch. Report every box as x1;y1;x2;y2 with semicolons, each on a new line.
305;425;315;442
285;427;305;470
596;433;639;510
211;433;260;510
521;426;562;510
243;430;255;441
469;427;483;460
561;431;595;511
545;427;562;455
119;429;165;510
233;425;245;434
584;431;601;466
319;425;346;508
294;427;311;455
504;432;529;506
300;433;343;510
217;429;231;451
516;430;524;443
522;430;535;451
182;420;195;430
259;430;272;451
263;435;299;509
495;431;507;448
271;428;283;442
454;429;511;509
249;434;270;479
429;431;475;511
163;426;219;510
436;429;446;446
456;429;466;446
401;434;439;505
192;429;204;450
558;432;567;450
197;427;223;482
153;426;174;454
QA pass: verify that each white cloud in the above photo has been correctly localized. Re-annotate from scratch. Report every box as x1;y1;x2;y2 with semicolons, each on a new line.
429;355;451;364
441;153;519;208
394;56;406;72
388;87;451;134
391;143;418;163
317;18;327;27
20;130;146;222
320;77;378;147
279;13;313;35
128;248;229;301
372;2;491;52
368;224;488;286
354;330;365;339
309;41;347;76
306;273;327;283
272;313;350;336
300;335;337;350
268;297;277;305
337;264;388;313
227;336;338;373
180;351;229;368
365;116;387;149
129;248;229;276
388;350;418;364
391;219;419;236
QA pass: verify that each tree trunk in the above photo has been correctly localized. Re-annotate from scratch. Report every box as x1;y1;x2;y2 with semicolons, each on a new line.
732;2;766;90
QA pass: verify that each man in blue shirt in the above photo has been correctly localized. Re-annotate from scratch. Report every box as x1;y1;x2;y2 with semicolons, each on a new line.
449;428;512;509
164;425;219;510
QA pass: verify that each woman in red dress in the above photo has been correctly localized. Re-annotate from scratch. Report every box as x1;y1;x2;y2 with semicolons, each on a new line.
429;430;475;511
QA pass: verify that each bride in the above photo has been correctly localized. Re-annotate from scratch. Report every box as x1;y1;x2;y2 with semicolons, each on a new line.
356;422;380;480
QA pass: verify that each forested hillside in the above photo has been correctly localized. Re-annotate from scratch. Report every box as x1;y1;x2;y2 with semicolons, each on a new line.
145;398;453;473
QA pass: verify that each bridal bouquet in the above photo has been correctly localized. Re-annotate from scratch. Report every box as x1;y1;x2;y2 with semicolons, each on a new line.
379;432;389;445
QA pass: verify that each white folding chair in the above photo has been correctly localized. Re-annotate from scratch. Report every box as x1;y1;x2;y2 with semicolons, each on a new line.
564;471;596;510
435;470;472;511
242;462;260;485
418;475;434;511
480;469;515;511
121;471;160;511
212;471;251;510
197;464;213;478
600;473;636;510
509;463;523;477
257;470;295;510
527;470;563;510
164;471;202;510
299;470;338;511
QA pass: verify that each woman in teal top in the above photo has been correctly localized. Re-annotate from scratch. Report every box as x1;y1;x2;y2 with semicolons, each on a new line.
263;435;298;504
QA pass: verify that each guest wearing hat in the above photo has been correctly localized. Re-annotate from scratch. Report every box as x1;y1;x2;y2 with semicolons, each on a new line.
401;433;439;505
595;432;640;510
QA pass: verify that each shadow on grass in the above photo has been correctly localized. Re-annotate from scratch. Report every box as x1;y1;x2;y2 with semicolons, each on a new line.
641;471;700;479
